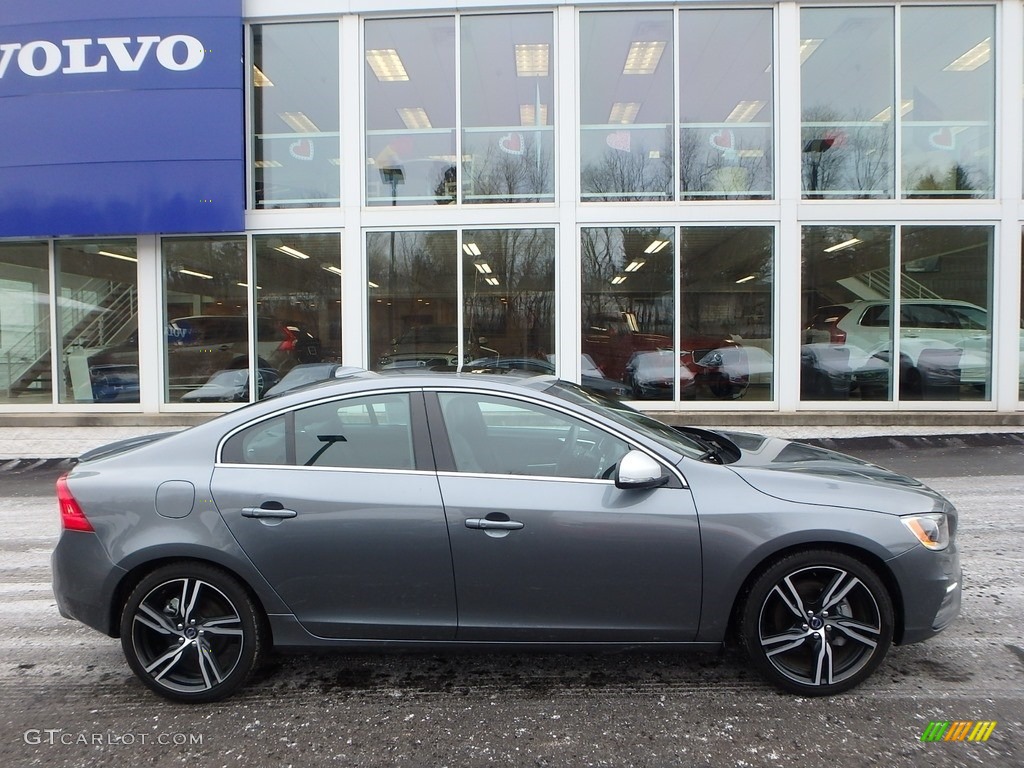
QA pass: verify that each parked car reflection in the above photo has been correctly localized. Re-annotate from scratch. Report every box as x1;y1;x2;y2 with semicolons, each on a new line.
181;368;281;403
624;350;697;400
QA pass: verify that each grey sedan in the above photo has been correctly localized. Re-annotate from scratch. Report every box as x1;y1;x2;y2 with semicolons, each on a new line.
52;372;961;702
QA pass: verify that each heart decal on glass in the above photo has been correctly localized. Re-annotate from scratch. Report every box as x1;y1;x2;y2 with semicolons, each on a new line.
710;129;735;152
499;132;525;155
928;127;956;151
606;131;631;152
289;139;314;161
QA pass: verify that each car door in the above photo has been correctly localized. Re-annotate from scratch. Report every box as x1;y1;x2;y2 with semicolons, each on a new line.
428;389;702;642
210;390;457;640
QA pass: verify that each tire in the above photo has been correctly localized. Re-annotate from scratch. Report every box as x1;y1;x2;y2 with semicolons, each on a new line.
119;562;266;703
739;550;894;696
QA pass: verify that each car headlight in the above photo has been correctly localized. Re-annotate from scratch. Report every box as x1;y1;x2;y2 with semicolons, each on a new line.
901;513;950;551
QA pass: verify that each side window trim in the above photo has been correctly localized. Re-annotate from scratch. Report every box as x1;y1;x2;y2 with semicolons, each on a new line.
217;387;432;472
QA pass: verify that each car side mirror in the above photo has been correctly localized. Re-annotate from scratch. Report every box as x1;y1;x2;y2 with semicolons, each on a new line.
615;450;669;490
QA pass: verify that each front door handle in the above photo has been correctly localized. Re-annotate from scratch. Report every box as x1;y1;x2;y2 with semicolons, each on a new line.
465;518;524;531
242;504;297;520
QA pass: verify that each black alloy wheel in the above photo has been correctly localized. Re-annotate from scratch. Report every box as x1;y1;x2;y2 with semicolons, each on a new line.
740;550;894;696
120;562;265;703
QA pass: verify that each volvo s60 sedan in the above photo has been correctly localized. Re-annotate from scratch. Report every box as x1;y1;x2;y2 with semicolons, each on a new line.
52;371;961;703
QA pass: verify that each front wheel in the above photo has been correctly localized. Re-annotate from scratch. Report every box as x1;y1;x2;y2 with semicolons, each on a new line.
739;550;893;696
119;562;266;703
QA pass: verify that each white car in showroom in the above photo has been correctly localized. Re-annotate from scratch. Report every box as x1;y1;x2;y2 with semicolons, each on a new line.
803;299;1023;397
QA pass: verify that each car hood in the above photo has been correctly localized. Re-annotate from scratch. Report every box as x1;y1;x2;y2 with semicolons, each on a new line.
714;431;948;516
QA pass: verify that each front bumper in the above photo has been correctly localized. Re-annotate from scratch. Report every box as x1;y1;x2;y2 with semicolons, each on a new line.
887;541;962;645
52;530;127;637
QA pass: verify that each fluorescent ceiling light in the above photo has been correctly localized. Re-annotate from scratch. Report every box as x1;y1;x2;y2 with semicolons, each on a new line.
275;245;310;260
368;281;379;288
644;239;670;254
737;149;764;158
735;275;757;284
799;38;823;65
279;112;320;133
366;49;409;81
252;65;273;87
178;268;213;280
397;107;432;130
623;41;666;75
515;43;549;77
322;265;344;276
944;37;991;71
519;104;549;126
610;275;628;285
463;242;482;257
99;250;137;263
824;238;862;253
871;100;914;122
254;160;283;168
725;100;767;123
236;282;262;289
329;158;342;166
609;102;641;124
484;277;501;286
624;259;646;272
473;260;493;274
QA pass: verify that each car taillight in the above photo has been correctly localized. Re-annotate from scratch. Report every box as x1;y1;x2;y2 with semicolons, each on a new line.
277;326;297;352
56;474;94;532
829;325;847;344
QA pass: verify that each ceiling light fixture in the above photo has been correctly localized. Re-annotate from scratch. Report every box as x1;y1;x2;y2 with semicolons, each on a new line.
279;112;320;133
735;275;757;284
608;102;641;124
274;245;310;260
800;38;823;64
944;38;991;71
610;275;628;285
623;41;666;75
366;49;409;81
871;100;914;122
397;107;432;130
178;268;213;280
99;250;137;263
484;277;501;286
322;265;344;276
515;43;549;77
519;104;549;126
644;239;670;254
824;238;862;253
473;260;493;274
253;65;274;87
624;259;646;272
462;242;482;257
725;100;767;123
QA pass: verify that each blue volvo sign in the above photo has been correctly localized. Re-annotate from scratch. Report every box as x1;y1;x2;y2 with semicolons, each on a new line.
0;0;243;238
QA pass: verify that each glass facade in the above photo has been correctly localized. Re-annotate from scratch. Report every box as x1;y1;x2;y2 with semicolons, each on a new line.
252;23;340;208
0;242;50;405
2;2;1023;416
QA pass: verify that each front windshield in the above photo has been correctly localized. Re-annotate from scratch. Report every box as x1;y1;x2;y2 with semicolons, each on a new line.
545;380;708;459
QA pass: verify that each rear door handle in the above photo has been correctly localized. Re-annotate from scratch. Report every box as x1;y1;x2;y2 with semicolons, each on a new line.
242;505;297;519
465;518;524;531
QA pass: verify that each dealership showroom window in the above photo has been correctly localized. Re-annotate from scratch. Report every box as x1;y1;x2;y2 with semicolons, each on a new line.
0;1;1022;416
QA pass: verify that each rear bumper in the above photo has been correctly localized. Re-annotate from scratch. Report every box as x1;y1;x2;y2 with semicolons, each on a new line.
52;530;127;637
887;542;962;645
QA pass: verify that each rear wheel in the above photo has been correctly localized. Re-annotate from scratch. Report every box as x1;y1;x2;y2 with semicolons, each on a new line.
120;562;265;703
739;550;893;696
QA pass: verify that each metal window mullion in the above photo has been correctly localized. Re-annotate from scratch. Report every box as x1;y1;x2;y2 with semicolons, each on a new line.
893;6;902;200
455;13;463;207
892;226;903;403
47;240;58;408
